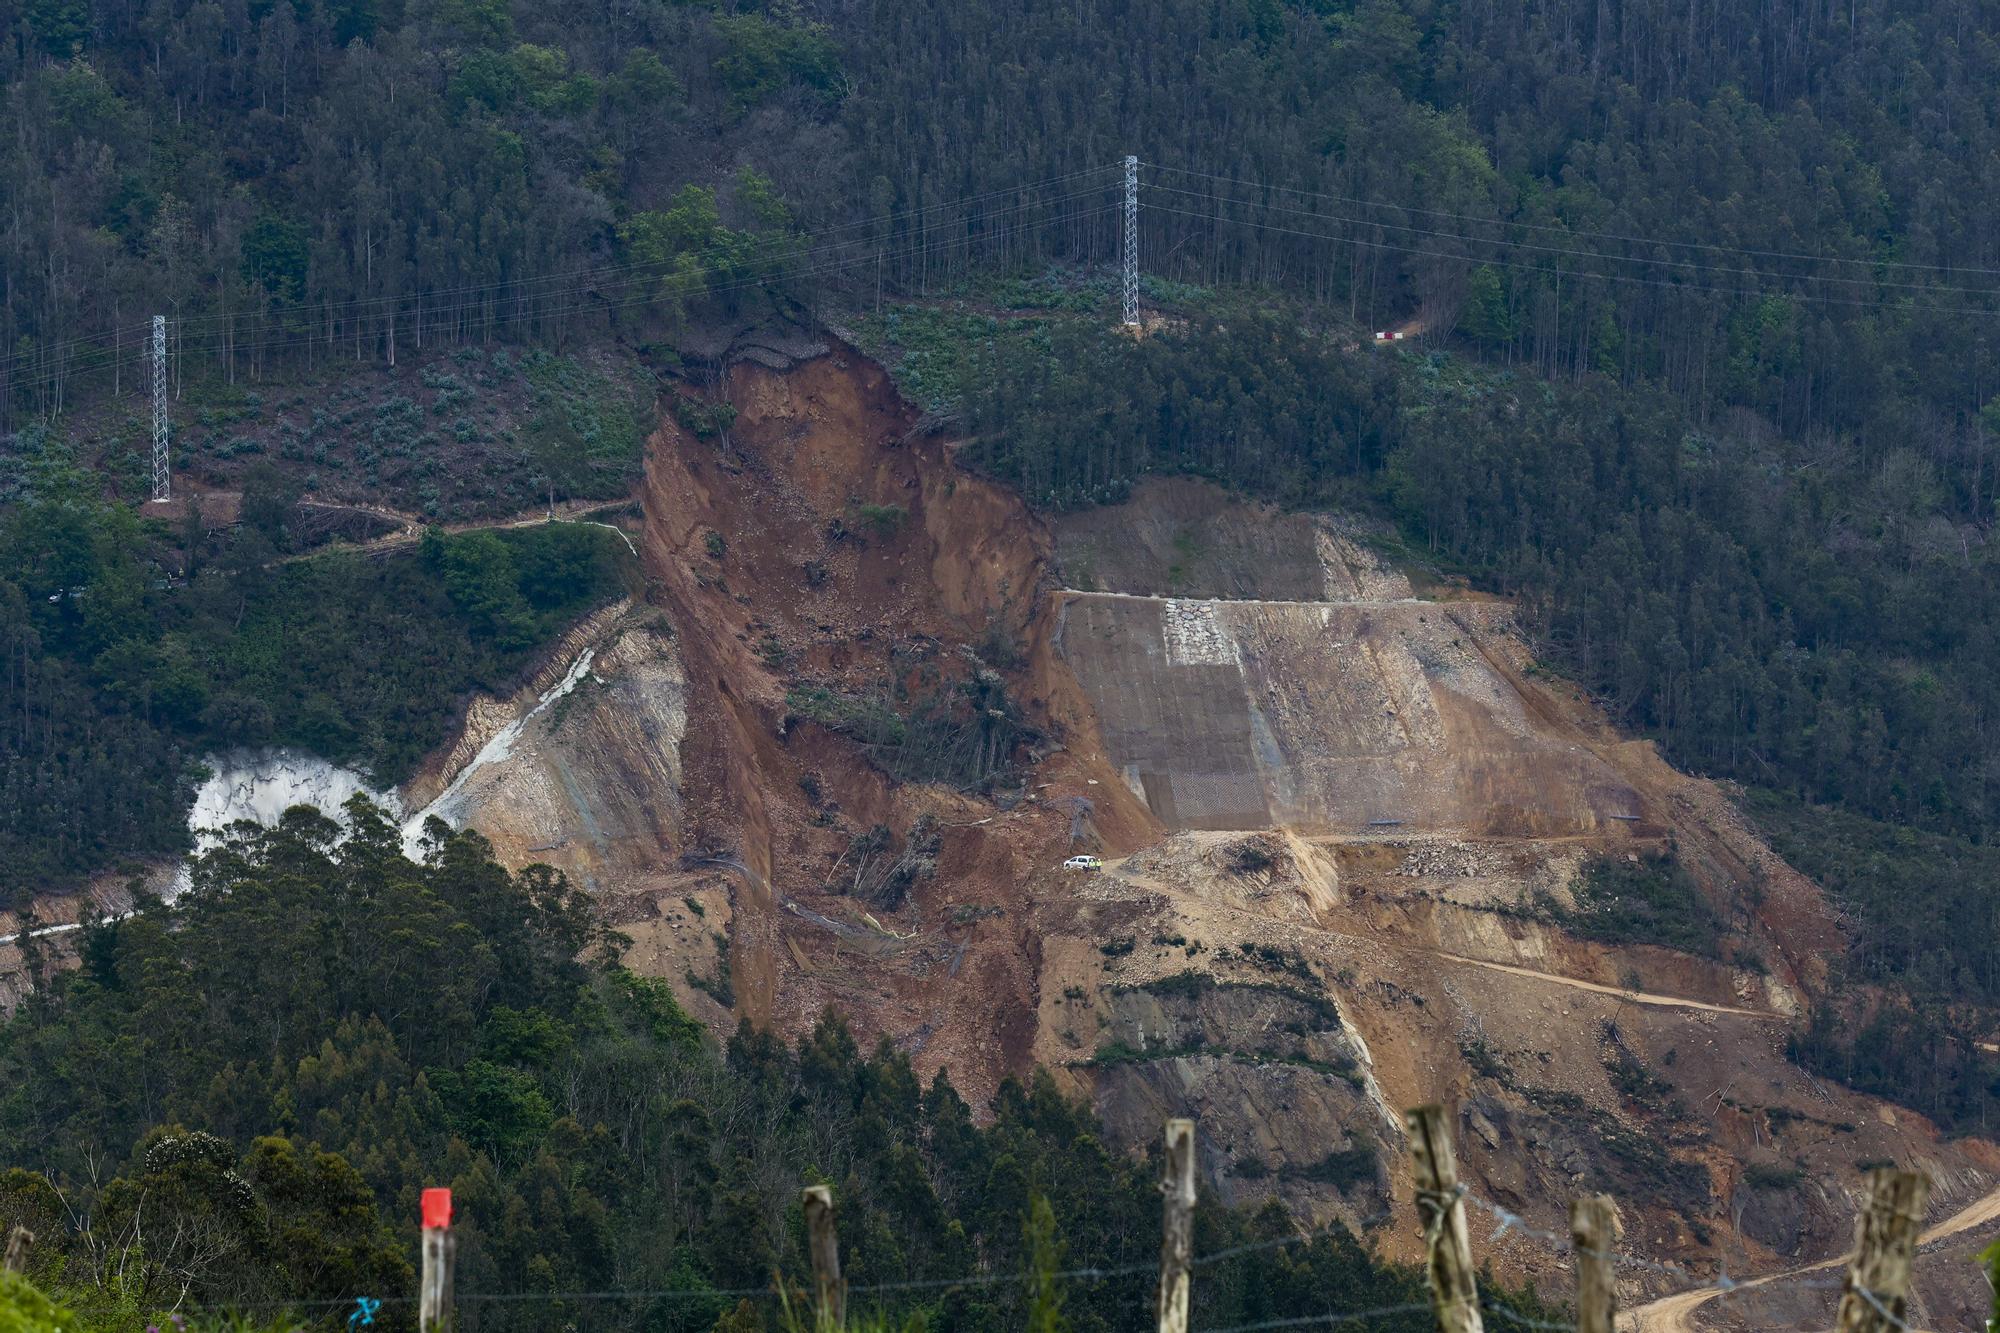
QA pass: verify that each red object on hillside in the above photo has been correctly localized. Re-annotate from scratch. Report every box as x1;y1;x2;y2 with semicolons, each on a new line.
421;1188;453;1229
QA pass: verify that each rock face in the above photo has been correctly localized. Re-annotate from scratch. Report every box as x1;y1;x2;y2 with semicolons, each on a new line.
188;750;399;850
183;609;688;888
401;612;690;886
1086;977;1397;1228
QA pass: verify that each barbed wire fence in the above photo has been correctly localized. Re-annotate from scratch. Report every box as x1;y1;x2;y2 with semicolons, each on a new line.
17;1107;1955;1333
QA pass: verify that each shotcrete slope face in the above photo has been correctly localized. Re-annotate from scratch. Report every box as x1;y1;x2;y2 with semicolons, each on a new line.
1059;585;1640;837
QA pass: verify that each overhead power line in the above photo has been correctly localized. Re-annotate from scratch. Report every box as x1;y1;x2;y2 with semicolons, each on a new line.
1146;161;2000;281
1142;178;2000;300
0;196;1122;401
24;153;1994;408
0;165;1118;377
1138;200;2000;321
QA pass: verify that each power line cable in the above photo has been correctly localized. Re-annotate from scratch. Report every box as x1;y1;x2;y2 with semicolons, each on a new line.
1145;161;2000;281
1141;179;2000;300
1;190;1117;399
0;195;1120;400
1199;1301;1437;1333
0;165;1117;375
5;186;1104;392
1137;201;2000;321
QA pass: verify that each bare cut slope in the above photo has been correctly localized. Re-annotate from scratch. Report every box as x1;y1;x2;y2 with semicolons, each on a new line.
1062;593;1650;837
402;607;691;892
1054;478;1651;837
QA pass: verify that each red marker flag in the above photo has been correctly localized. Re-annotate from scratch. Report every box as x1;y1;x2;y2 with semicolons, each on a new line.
421;1187;452;1230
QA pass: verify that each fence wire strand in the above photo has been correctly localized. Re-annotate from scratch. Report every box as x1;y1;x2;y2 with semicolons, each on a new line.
1460;1185;1913;1331
1479;1299;1574;1331
172;1173;1947;1330
1199;1301;1436;1333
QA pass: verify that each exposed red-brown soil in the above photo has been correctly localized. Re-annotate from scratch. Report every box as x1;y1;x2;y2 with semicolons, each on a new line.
638;347;1152;1098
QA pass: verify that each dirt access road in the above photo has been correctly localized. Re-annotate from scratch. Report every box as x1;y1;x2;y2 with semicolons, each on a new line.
1430;951;1777;1021
288;496;637;561
1619;1184;2000;1332
1103;858;1781;1024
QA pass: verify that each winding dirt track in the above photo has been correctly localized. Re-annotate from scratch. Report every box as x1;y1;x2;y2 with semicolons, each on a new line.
1619;1182;2000;1332
1107;859;1783;1023
285;496;635;562
1428;951;1778;1021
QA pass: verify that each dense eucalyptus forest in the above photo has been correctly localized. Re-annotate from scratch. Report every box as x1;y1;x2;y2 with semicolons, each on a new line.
12;0;2000;449
6;0;2000;1294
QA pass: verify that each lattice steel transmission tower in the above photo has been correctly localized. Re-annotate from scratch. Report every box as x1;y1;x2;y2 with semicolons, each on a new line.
1122;155;1140;328
151;315;169;503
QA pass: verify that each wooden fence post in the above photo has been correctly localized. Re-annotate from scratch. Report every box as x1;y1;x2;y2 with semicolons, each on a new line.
1834;1169;1929;1333
1157;1118;1197;1333
803;1184;845;1333
1406;1105;1484;1333
2;1225;30;1274
1568;1195;1620;1333
419;1187;456;1333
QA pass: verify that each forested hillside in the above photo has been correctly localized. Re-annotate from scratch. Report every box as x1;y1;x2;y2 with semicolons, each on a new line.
0;813;1541;1331
13;0;2000;448
0;443;629;891
6;0;2000;1123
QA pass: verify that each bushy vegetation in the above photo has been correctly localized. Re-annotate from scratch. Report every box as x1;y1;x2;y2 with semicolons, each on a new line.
127;349;656;524
1291;1144;1380;1193
0;444;626;895
956;314;1390;511
786;669;1028;794
0;811;1498;1332
1788;1003;2000;1136
1743;793;2000;1132
1750;791;2000;1006
1553;852;1724;959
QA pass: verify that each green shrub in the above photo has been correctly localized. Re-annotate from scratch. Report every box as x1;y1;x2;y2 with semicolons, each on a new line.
1287;1142;1378;1191
0;1271;73;1333
676;396;739;440
1742;1162;1806;1190
712;14;844;114
1554;852;1723;958
855;503;906;537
